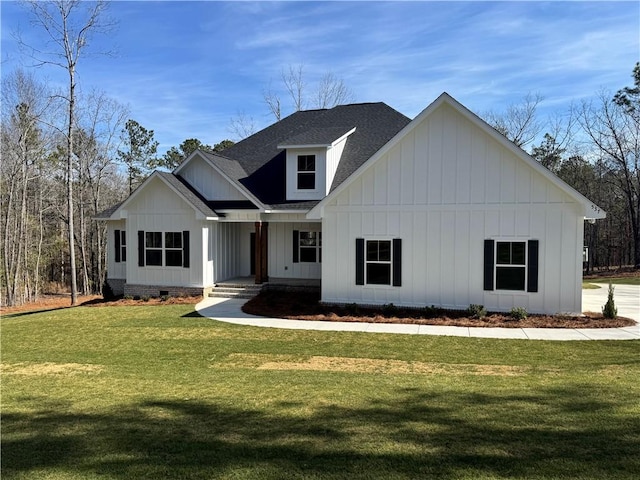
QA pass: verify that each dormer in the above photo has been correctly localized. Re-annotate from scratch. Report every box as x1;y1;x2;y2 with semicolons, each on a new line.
279;127;356;201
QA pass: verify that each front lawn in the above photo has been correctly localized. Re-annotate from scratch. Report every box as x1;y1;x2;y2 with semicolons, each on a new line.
2;305;639;479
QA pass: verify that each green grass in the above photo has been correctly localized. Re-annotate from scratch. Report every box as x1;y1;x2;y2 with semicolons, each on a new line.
2;305;640;479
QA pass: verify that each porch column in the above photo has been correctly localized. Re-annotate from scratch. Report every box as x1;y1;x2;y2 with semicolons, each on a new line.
260;221;269;283
254;221;269;284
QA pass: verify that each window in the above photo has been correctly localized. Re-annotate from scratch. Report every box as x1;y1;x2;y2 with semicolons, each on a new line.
366;240;392;285
355;238;402;287
293;230;321;263
484;239;539;292
114;229;126;263
120;230;127;262
145;232;163;266
496;242;526;290
297;155;316;190
165;232;183;266
139;230;190;268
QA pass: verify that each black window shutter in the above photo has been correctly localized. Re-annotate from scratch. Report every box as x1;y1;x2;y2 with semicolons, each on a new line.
527;240;539;292
292;230;299;263
484;239;494;291
138;230;145;267
183;231;190;268
114;229;121;263
392;238;402;287
355;238;365;285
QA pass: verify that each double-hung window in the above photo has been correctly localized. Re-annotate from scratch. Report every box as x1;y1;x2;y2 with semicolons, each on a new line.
297;155;316;190
495;242;526;290
114;229;126;263
366;240;392;285
355;238;402;287
145;232;163;266
138;230;190;268
293;230;321;263
484;239;539;292
165;232;183;266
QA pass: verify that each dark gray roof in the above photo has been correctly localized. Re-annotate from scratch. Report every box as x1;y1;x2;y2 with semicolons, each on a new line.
209;102;411;208
278;126;354;147
158;172;219;217
94;201;123;219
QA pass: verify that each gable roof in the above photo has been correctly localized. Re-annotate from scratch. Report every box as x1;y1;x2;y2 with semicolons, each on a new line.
204;103;411;209
97;171;221;220
308;92;606;220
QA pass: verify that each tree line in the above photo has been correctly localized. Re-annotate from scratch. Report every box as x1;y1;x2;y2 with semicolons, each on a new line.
1;1;637;306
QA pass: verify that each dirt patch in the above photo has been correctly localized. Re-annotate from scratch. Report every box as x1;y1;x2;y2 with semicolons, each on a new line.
1;294;200;315
219;353;527;376
2;362;104;376
243;291;636;328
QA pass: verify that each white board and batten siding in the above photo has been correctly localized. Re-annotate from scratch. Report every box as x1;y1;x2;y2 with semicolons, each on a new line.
106;220;126;280
269;222;322;279
124;176;208;288
179;154;248;201
321;103;585;314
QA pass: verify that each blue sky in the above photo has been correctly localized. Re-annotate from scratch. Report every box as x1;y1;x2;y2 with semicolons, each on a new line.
1;1;638;155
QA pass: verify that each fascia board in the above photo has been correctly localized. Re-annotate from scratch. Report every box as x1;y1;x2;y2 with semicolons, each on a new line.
182;150;267;212
308;93;606;220
113;172;220;220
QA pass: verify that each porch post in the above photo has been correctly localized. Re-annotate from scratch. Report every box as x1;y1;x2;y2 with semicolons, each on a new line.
260;222;269;283
254;221;262;284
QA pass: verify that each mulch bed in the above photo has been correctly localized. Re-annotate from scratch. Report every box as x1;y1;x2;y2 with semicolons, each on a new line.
242;291;636;329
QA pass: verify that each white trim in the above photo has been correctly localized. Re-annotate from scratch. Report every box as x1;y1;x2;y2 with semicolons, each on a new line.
104;172;220;220
173;150;267;211
308;93;605;220
277;127;356;149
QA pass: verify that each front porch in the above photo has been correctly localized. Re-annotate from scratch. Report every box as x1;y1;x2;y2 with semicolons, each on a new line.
210;276;321;299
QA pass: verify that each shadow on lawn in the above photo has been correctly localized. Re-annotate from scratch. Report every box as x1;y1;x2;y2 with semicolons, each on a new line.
2;386;638;479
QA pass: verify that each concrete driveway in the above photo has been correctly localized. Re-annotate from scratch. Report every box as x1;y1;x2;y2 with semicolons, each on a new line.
582;283;640;322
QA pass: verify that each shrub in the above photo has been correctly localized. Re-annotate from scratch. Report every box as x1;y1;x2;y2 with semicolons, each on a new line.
382;303;398;316
602;282;618;319
141;295;150;302
422;305;444;318
160;295;170;302
467;304;487;319
345;303;360;316
509;307;528;320
123;295;134;300
102;281;115;300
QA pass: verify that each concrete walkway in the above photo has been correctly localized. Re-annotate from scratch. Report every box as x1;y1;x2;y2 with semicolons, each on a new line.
196;283;640;341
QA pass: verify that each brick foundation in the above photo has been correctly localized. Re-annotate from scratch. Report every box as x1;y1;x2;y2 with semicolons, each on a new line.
123;284;205;298
106;278;125;296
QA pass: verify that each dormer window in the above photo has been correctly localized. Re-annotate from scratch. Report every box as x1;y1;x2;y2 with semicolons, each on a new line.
297;155;316;190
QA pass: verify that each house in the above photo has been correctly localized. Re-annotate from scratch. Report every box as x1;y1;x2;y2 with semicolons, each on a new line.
96;93;605;314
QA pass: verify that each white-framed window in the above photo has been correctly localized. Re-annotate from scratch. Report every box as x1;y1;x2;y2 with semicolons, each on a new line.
145;232;163;266
164;232;183;267
297;155;316;190
356;238;401;287
120;230;127;262
115;229;126;263
293;230;321;263
484;239;538;293
138;230;190;268
365;239;392;285
495;241;527;291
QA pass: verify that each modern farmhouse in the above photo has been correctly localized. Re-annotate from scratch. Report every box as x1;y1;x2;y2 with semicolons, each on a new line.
97;93;605;314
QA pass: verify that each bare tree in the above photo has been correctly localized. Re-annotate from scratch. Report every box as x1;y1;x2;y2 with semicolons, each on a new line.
19;0;114;305
262;64;355;121
314;72;354;109
483;92;544;148
577;89;640;267
228;110;257;140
